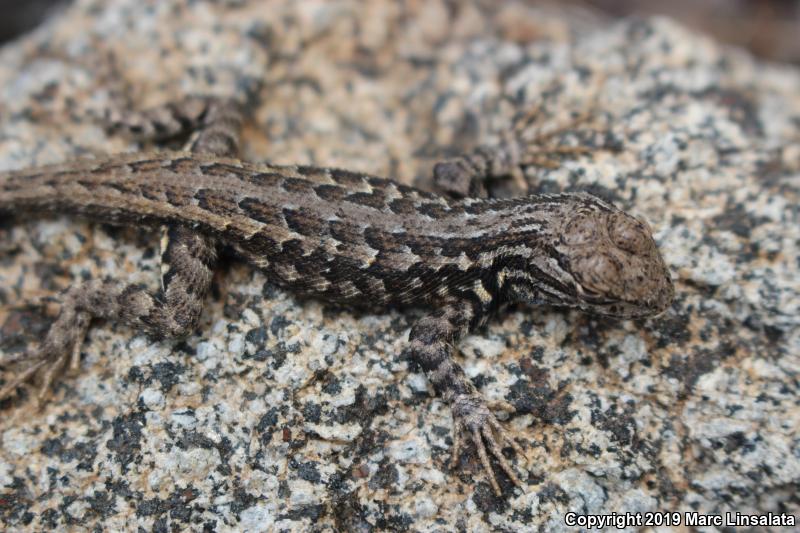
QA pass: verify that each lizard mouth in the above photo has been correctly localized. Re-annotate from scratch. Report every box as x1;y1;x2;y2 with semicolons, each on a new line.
575;282;672;318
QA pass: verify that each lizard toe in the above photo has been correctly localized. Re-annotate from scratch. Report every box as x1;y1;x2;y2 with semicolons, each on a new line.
451;393;528;495
0;307;90;404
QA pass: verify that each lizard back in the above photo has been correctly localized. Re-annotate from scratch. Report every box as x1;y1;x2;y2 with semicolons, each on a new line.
0;152;673;316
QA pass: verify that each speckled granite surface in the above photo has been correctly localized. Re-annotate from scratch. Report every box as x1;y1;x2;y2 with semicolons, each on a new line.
0;1;798;531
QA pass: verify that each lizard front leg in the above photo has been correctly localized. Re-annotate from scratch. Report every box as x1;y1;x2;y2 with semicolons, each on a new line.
433;103;610;198
432;145;515;199
433;132;594;199
408;305;527;494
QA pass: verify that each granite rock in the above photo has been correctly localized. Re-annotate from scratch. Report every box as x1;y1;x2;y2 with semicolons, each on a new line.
0;1;798;531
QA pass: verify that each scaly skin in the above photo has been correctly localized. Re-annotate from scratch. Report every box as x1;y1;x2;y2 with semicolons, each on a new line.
0;99;674;494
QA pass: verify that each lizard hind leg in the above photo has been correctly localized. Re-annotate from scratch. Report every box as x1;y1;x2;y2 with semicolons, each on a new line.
407;305;528;495
0;98;241;405
0;245;214;405
0;305;89;404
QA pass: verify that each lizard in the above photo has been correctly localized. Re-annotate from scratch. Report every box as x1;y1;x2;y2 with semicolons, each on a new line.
0;97;675;495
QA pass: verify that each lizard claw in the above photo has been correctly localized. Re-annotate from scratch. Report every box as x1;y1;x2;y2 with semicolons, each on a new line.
450;393;528;495
0;308;90;404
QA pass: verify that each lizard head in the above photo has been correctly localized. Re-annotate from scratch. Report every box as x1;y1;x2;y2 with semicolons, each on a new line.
504;194;674;319
556;196;673;318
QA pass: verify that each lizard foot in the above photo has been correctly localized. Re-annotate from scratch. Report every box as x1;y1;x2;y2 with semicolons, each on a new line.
0;304;90;404
450;393;528;495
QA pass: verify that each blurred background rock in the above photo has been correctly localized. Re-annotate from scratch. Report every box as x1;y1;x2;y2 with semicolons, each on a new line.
0;0;70;43
9;1;798;65
0;0;800;63
582;0;800;64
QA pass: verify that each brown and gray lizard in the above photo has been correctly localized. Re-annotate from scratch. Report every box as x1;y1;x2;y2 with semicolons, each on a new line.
0;98;674;494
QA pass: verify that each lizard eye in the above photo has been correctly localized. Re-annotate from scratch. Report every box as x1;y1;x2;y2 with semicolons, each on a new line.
562;213;599;246
575;252;620;294
609;212;650;254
